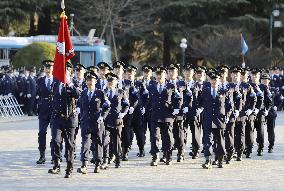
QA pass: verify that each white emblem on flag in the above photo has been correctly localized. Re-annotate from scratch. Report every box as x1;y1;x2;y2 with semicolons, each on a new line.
56;42;65;55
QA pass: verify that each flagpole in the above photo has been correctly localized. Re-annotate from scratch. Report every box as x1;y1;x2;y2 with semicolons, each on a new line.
61;0;69;119
240;33;245;68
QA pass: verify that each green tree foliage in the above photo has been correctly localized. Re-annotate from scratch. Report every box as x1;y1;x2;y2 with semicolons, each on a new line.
12;42;55;69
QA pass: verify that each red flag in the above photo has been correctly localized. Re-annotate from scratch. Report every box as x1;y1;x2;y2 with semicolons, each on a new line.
52;12;75;84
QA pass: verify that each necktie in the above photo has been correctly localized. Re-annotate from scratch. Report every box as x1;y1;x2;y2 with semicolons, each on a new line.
109;90;113;99
47;79;51;91
101;81;105;89
159;85;163;94
213;89;216;98
88;91;92;102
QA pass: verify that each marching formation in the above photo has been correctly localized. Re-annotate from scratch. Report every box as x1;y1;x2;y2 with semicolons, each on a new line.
0;59;282;178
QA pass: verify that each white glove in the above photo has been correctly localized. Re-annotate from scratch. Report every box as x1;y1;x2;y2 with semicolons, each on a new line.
128;107;134;114
234;110;240;118
140;107;145;115
27;94;31;98
75;107;80;115
264;110;269;117
19;92;23;97
36;95;39;99
183;107;189;114
281;95;284;100
196;108;203;116
225;117;229;124
7;93;12;97
245;109;253;116
273;106;277;111
97;116;104;123
118;113;125;119
254;108;259;115
172;109;180;115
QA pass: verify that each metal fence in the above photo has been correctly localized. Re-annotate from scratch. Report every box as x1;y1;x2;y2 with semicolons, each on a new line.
0;95;24;118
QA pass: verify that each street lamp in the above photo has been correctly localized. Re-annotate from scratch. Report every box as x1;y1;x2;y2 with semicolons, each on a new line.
270;6;282;51
180;38;187;67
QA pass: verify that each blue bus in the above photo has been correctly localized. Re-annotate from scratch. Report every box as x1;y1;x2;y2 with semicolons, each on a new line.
0;34;112;68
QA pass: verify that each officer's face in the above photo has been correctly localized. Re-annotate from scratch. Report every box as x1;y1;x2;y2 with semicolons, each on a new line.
75;69;85;79
156;72;166;83
195;71;205;81
251;73;260;83
25;71;30;77
107;79;118;89
86;78;96;89
210;78;219;88
220;72;228;81
126;71;136;80
261;79;270;86
168;69;178;80
44;66;53;76
99;68;109;79
231;72;241;82
241;72;249;82
183;69;194;79
143;70;152;79
113;67;123;78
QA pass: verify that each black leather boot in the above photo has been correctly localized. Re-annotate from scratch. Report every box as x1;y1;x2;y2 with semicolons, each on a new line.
218;155;224;168
150;154;158;166
36;151;46;164
64;163;73;178
77;161;88;174
177;149;185;162
48;159;60;174
166;151;173;165
202;157;212;169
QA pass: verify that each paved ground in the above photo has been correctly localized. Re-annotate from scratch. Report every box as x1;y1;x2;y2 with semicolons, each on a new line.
0;113;284;191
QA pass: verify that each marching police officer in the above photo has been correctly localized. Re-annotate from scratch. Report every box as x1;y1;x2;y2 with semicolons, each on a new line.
104;72;129;168
48;62;80;178
199;71;232;169
36;60;58;164
96;62;112;90
148;66;177;166
77;71;110;174
135;65;154;157
259;73;273;154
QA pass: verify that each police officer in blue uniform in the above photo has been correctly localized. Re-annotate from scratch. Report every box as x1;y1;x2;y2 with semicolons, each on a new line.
135;65;154;157
258;72;273;155
260;73;276;153
250;68;266;156
148;66;177;166
36;60;58;164
229;66;245;162
239;68;257;158
25;67;37;116
104;72;129;168
48;62;80;178
181;64;196;156
120;65;138;161
199;71;232;169
103;61;125;165
189;66;207;158
2;67;17;97
72;63;87;159
122;65;144;160
167;63;187;162
77;71;110;174
96;62;112;90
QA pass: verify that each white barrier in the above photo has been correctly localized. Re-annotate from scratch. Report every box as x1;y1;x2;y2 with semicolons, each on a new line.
0;95;24;118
